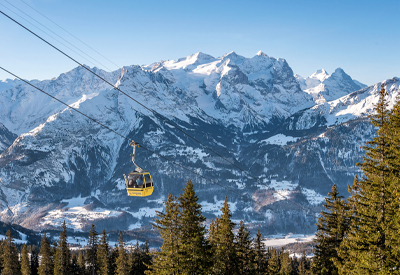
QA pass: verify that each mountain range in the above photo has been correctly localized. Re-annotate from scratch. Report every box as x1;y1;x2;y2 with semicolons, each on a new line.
0;51;398;236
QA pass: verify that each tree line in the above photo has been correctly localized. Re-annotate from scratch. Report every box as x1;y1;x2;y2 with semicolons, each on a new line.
0;223;151;275
0;180;312;275
149;180;312;275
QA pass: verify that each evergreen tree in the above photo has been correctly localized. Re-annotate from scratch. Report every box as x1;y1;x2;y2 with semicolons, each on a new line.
115;232;129;275
298;251;310;275
312;184;349;275
130;239;151;275
235;220;255;274
209;196;237;275
279;249;293;275
21;244;31;275
130;239;141;275
77;252;87;275
54;221;71;275
0;239;4;274
267;248;280;275
1;230;21;275
178;180;211;274
70;254;80;275
30;246;39;275
38;232;53;275
87;225;98;275
254;230;267;275
97;230;110;275
386;90;400;263
109;246;119;275
141;241;151;274
338;85;398;273
149;193;181;274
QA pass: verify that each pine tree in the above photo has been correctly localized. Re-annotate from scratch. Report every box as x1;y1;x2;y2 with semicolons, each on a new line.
297;251;311;275
149;193;181;274
38;232;53;275
130;238;151;275
97;230;110;275
115;232;130;275
312;184;349;275
254;230;267;275
338;85;398;273
0;239;4;274
178;180;211;274
141;241;151;274
21;244;31;275
209;196;237;275
70;254;80;275
54;221;71;275
279;249;293;275
87;224;98;275
30;246;39;275
1;230;21;275
267;248;280;275
386;90;400;264
109;246;118;275
77;252;87;275
236;220;255;274
130;239;141;275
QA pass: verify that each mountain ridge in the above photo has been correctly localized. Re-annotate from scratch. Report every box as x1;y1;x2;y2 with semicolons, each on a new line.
0;51;395;236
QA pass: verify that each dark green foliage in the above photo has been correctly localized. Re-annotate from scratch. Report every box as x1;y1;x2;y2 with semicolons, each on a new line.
109;246;118;275
53;221;71;275
97;230;110;275
30;246;39;275
236;220;255;274
129;239;151;275
267;248;280;275
21;244;31;275
178;180;210;274
77;252;87;275
254;230;267;275
312;184;348;275
38;232;53;275
115;232;129;275
70;254;81;275
297;252;311;275
87;224;98;275
2;230;21;275
209;196;237;275
149;193;181;274
338;86;400;273
279;249;293;275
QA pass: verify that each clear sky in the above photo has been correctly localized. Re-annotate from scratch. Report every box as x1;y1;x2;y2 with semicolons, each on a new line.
0;0;399;86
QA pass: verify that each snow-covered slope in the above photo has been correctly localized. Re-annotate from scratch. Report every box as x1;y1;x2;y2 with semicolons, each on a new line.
286;77;400;131
296;68;366;104
0;51;395;236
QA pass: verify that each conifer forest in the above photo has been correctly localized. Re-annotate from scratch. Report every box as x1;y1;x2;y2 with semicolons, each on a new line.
1;86;400;274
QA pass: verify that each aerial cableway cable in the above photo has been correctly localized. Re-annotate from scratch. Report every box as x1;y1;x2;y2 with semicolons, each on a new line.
18;0;121;69
0;2;113;72
0;66;317;230
0;10;316;213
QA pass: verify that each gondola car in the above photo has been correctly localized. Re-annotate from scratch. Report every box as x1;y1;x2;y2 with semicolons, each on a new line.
123;140;154;197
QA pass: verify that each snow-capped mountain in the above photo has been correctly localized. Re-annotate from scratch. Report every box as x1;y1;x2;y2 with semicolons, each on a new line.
296;68;366;104
0;51;395;236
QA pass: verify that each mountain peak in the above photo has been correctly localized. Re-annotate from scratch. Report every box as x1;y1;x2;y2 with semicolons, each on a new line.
332;67;345;75
314;69;328;75
256;50;267;57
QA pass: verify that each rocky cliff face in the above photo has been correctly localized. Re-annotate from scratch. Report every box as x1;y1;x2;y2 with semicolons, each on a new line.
0;51;394;236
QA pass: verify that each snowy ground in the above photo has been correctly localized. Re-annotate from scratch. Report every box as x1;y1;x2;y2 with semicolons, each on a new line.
40;195;122;231
263;233;314;248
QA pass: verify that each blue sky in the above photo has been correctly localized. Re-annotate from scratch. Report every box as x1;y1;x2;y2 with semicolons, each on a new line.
0;0;399;85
